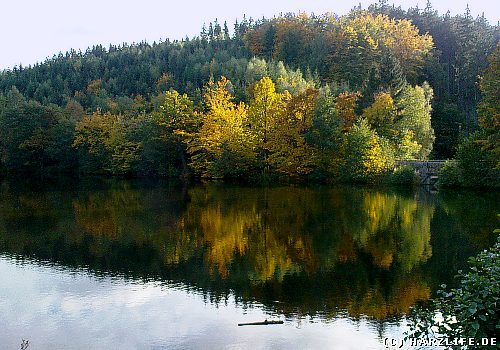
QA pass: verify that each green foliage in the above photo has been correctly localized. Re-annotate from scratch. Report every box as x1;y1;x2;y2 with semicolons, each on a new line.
363;92;397;137
438;135;499;188
376;3;499;156
154;90;198;176
73;111;142;175
477;43;500;170
133;114;181;176
306;86;344;178
188;77;255;178
0;87;76;174
437;160;462;187
407;233;500;349
362;89;429;160
439;133;500;188
0;73;437;182
389;166;419;185
454;133;500;188
395;83;435;159
343;119;395;182
0;6;497;182
438;46;500;189
0;6;497;159
378;48;408;97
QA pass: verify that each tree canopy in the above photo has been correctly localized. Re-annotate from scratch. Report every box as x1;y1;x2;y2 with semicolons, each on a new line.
0;2;498;184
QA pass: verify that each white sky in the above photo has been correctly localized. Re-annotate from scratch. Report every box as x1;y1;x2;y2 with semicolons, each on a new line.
1;0;498;69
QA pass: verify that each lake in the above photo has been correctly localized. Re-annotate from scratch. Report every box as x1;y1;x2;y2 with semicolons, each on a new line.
0;179;498;349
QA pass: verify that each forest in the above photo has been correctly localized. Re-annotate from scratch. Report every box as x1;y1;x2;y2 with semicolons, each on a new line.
0;1;498;186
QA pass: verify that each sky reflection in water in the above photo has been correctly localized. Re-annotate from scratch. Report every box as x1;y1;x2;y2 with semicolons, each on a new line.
0;180;497;349
1;257;398;350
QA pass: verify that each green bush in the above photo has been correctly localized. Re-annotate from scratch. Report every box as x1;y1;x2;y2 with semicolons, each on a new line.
389;165;419;185
438;160;462;187
456;133;500;188
438;133;500;188
407;230;500;349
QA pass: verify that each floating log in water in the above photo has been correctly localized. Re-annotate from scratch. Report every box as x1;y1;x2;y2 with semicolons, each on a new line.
238;319;284;326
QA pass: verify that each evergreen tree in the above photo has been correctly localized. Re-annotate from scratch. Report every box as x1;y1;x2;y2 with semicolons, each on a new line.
379;49;407;97
223;21;230;40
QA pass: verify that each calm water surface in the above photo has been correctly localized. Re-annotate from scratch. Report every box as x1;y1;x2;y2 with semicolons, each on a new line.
0;179;498;349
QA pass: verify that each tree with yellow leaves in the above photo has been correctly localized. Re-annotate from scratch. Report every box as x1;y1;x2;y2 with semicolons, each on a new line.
248;77;289;173
362;92;421;159
267;88;318;178
343;119;395;181
342;13;434;81
189;77;255;178
395;83;435;159
335;91;362;132
362;92;396;137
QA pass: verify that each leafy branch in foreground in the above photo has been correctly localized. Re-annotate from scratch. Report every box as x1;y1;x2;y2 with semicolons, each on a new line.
407;223;500;349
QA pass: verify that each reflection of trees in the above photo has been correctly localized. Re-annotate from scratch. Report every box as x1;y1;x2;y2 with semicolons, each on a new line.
183;186;316;280
346;274;431;319
439;190;499;247
182;186;434;280
420;190;499;290
0;180;471;321
355;191;433;272
71;181;205;266
178;185;436;319
0;180;195;267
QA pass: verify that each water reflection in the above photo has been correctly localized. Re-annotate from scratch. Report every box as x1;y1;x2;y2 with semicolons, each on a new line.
0;180;497;324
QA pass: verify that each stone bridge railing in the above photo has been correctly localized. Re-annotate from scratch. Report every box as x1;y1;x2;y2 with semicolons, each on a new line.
396;160;447;186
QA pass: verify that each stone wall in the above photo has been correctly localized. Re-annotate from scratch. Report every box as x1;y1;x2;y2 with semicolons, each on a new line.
396;160;446;186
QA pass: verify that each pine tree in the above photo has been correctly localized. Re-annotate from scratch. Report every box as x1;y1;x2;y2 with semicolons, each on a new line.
379;49;407;97
208;23;214;41
223;21;230;40
201;24;208;42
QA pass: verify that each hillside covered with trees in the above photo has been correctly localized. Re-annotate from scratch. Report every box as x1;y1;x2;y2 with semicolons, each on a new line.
0;1;498;185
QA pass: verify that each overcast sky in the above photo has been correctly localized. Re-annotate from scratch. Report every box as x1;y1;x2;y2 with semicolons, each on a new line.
1;0;498;69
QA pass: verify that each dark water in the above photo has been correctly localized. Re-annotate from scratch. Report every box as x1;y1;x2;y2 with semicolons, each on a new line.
0;179;498;349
